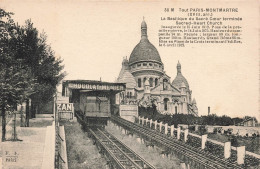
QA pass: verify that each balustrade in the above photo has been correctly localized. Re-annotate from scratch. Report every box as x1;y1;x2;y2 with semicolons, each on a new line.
135;116;260;166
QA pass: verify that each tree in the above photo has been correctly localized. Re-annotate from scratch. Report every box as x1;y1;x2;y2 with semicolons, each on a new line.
0;9;34;141
0;8;65;140
10;19;66;126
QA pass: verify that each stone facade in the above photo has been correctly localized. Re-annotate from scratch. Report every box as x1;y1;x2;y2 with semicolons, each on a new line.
116;20;198;116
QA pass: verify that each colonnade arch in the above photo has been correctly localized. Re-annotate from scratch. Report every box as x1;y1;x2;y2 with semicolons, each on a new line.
137;77;159;88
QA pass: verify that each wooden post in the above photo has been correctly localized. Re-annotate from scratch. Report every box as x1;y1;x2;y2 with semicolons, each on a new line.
25;99;30;127
184;129;189;142
170;125;174;137
180;163;186;169
195;125;199;131
201;134;207;149
159;122;163;132
237;146;245;165
165;123;168;135
1;104;6;141
177;127;181;140
224;142;231;159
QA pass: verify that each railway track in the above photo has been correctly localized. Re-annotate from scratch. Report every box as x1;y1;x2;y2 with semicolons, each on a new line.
111;115;244;169
76;111;155;168
88;128;155;169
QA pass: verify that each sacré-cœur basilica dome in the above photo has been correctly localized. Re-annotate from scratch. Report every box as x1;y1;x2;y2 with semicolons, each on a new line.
129;20;162;65
116;19;198;116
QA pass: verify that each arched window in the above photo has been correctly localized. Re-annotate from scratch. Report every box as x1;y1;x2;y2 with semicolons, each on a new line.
149;78;153;87
164;98;169;111
163;79;168;90
130;92;132;98
138;78;141;87
155;78;158;86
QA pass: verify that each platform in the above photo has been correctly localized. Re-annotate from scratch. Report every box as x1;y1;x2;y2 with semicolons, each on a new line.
0;114;54;169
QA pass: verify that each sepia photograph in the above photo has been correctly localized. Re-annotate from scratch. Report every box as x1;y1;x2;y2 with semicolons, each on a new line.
0;0;259;168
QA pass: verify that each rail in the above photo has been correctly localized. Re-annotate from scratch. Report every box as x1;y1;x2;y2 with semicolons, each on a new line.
89;128;155;169
111;115;244;169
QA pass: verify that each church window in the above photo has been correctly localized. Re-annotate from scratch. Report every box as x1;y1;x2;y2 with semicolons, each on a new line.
149;63;153;66
163;79;168;90
143;77;147;85
154;64;158;67
143;63;147;66
137;63;141;67
164;98;169;111
149;78;153;87
155;78;158;86
130;92;132;98
138;78;141;87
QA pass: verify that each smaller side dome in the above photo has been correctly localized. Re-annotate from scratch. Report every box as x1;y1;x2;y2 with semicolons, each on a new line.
172;61;190;89
117;57;136;88
117;71;136;88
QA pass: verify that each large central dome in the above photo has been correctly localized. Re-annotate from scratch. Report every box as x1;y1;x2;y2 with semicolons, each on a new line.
129;20;162;65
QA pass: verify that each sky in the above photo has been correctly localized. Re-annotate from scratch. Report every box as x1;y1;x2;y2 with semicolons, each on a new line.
1;0;259;119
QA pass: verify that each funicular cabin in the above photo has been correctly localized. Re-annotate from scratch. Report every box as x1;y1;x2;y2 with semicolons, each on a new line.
62;80;125;127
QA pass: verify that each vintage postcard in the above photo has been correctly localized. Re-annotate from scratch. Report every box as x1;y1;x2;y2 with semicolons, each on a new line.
0;0;259;168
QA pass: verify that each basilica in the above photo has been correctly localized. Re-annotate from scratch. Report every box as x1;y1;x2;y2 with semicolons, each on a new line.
116;20;198;116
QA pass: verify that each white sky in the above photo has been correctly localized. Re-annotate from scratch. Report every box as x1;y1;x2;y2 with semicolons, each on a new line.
1;0;259;119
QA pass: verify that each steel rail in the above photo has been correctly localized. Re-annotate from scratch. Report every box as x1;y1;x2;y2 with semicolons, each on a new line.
120;117;237;169
111;117;220;169
77;112;154;168
89;128;155;169
99;129;155;169
123;116;243;169
111;116;224;168
111;115;243;169
89;128;126;169
96;128;143;169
